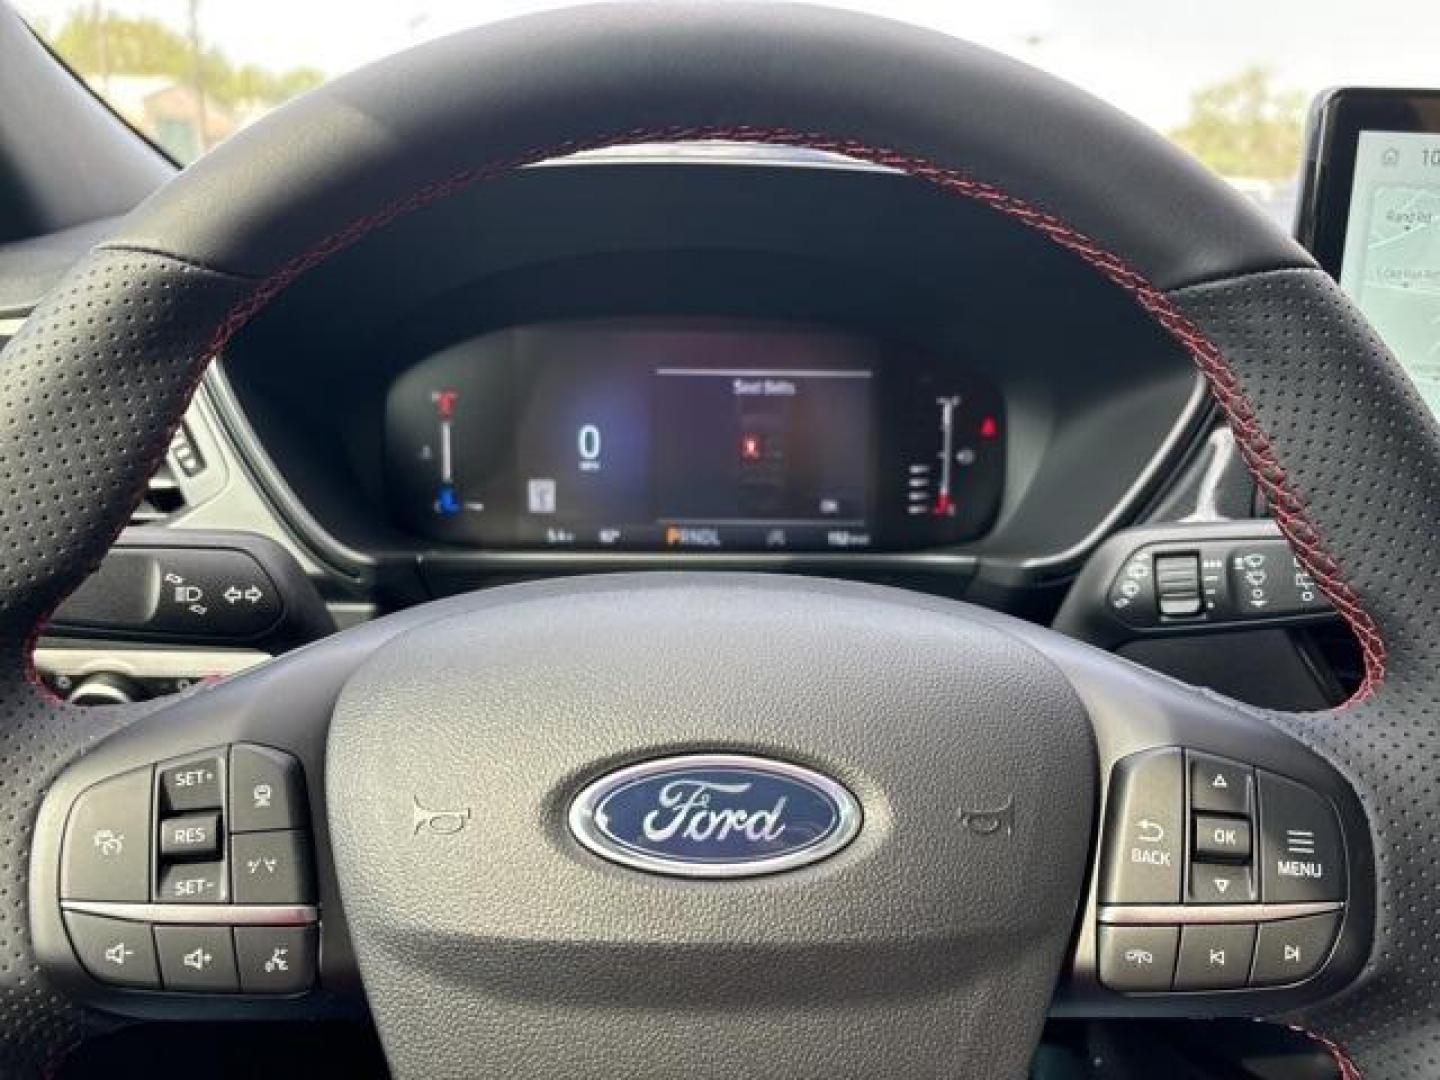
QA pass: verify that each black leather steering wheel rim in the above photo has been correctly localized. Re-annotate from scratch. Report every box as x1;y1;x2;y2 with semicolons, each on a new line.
3;3;1439;1076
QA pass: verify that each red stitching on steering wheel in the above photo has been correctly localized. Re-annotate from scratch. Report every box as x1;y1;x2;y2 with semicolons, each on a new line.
1291;1024;1366;1079
199;124;1387;704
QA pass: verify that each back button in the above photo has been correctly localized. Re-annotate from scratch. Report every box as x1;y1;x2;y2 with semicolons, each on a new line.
1100;748;1183;904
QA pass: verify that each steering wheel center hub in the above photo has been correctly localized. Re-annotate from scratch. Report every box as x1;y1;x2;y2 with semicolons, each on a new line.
326;576;1096;1077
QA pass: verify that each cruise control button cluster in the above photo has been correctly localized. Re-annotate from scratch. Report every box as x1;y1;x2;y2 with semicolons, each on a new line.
1097;746;1348;994
60;743;318;996
157;751;230;903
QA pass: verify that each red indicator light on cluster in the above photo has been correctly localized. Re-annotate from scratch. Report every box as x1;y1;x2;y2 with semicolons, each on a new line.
740;434;763;461
979;415;999;440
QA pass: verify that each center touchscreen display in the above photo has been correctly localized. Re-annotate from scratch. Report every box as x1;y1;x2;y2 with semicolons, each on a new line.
1338;130;1440;414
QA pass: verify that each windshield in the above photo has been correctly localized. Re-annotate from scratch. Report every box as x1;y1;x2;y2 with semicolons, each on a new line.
15;1;1439;226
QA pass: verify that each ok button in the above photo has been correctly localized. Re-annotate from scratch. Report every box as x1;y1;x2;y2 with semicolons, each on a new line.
1194;814;1252;862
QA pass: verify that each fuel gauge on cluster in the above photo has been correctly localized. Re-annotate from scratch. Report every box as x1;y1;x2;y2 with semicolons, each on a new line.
889;376;1004;546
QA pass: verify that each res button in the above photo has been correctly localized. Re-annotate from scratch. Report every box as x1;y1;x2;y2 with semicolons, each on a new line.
159;812;221;859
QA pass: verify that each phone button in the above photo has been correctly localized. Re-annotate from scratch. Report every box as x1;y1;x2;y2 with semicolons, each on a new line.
1097;924;1178;992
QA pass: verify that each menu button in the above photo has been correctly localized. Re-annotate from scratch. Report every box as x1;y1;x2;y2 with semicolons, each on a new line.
1258;770;1345;904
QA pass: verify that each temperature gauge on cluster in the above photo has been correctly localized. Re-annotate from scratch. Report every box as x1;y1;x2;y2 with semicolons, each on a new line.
425;388;485;518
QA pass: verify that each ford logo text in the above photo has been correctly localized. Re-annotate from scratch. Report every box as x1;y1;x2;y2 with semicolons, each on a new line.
568;753;862;878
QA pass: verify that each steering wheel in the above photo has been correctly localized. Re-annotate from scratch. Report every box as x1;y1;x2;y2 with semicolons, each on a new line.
2;4;1435;1077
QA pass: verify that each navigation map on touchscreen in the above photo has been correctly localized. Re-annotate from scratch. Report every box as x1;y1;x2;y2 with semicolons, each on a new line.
1340;131;1440;414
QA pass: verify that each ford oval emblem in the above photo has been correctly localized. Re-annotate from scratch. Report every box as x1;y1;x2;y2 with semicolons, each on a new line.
568;753;862;878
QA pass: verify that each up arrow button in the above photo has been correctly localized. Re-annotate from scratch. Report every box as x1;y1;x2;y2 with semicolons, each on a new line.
1189;751;1253;816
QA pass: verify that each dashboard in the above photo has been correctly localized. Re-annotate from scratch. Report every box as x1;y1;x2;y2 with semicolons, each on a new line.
0;144;1354;713
385;319;1004;552
209;153;1205;590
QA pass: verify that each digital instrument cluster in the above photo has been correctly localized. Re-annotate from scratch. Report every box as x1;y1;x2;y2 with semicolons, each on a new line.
385;320;1004;552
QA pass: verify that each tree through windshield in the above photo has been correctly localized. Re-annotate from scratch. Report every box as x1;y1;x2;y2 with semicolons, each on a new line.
16;0;1440;227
